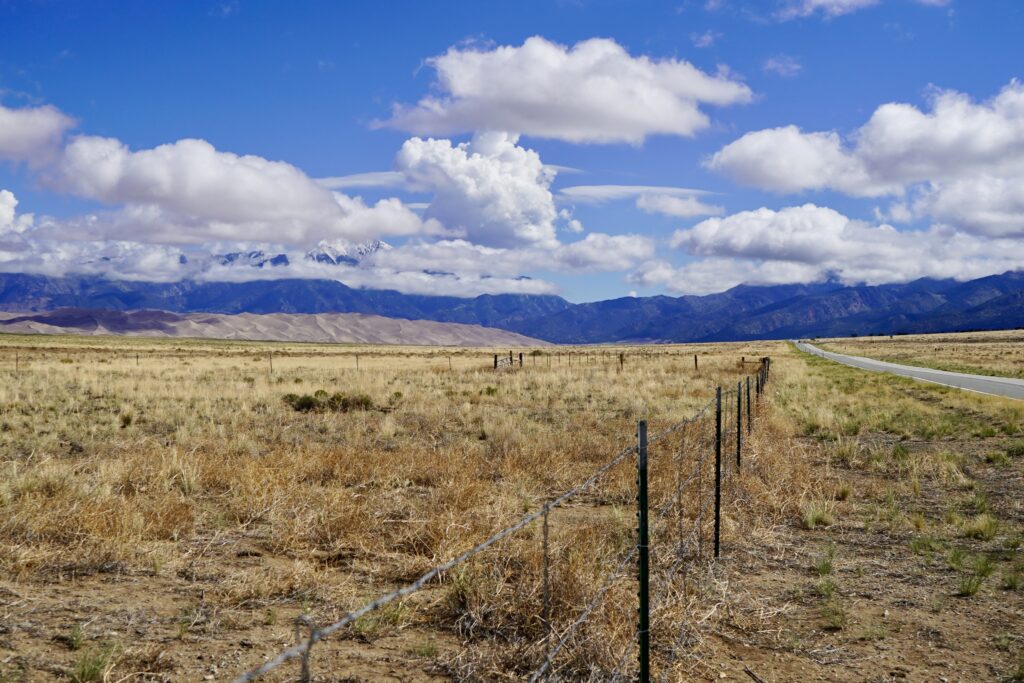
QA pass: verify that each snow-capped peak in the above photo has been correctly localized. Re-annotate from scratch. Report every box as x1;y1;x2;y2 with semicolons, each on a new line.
306;239;391;265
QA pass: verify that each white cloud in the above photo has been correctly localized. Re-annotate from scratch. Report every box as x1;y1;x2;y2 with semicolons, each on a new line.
50;135;441;245
629;258;822;295
642;203;1024;294
636;193;724;218
708;80;1024;236
396;132;560;248
0;103;75;165
381;36;753;144
691;30;721;48
553;233;655;271
776;0;880;19
316;171;406;189
0;190;19;231
762;55;802;77
372;233;654;277
558;184;712;203
708;125;886;195
0;190;35;237
558;183;722;219
776;0;949;20
912;175;1024;237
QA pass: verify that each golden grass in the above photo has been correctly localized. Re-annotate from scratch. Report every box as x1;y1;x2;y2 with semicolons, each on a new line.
0;333;798;679
819;328;1024;379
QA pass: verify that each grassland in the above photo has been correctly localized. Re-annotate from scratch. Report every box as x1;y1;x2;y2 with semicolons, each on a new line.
819;328;1024;379
0;334;790;681
0;331;1021;681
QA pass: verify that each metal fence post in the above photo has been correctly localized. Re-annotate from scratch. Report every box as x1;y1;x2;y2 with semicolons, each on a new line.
714;387;722;559
636;420;650;683
542;507;551;646
746;376;752;433
736;381;742;470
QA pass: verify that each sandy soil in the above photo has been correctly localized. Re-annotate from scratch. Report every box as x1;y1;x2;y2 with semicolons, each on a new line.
0;309;546;347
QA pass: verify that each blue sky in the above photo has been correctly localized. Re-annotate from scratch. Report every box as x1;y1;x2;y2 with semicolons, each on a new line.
1;0;1022;302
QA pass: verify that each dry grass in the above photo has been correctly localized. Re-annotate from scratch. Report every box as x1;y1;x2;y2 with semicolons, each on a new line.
0;333;799;680
819;328;1024;379
7;329;1017;680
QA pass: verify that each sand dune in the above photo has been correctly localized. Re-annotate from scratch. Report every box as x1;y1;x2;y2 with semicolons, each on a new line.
0;308;547;346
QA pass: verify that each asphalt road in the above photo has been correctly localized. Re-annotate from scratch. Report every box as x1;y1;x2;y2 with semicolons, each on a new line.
794;341;1024;401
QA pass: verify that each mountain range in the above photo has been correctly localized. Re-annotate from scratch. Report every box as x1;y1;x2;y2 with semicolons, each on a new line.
0;270;1021;343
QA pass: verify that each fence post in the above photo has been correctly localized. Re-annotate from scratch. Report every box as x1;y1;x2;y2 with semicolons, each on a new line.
736;381;742;470
636;420;650;683
694;354;698;371
269;350;273;374
714;387;722;559
542;507;551;646
519;352;524;368
494;354;498;369
746;376;752;434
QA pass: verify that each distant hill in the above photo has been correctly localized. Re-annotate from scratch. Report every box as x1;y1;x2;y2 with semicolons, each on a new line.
0;308;546;347
0;270;1022;343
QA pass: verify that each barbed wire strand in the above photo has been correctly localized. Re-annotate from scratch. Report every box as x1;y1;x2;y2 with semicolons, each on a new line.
235;364;768;683
234;440;641;682
527;544;640;683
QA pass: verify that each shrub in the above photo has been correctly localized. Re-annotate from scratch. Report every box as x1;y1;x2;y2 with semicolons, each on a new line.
282;390;376;414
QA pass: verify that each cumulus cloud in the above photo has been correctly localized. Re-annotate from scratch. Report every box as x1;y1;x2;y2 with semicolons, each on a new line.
638;203;1024;294
709;80;1024;236
629;258;821;295
381;36;752;144
48;135;442;245
553;233;655;271
0;190;26;233
0;103;75;165
372;233;654;277
397;132;561;248
708;126;885;195
0;99;664;296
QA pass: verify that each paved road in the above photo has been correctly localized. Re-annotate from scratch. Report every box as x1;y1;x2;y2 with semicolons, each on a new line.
794;341;1024;401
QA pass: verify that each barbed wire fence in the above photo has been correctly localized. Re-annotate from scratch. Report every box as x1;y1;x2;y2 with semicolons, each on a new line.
234;356;772;683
